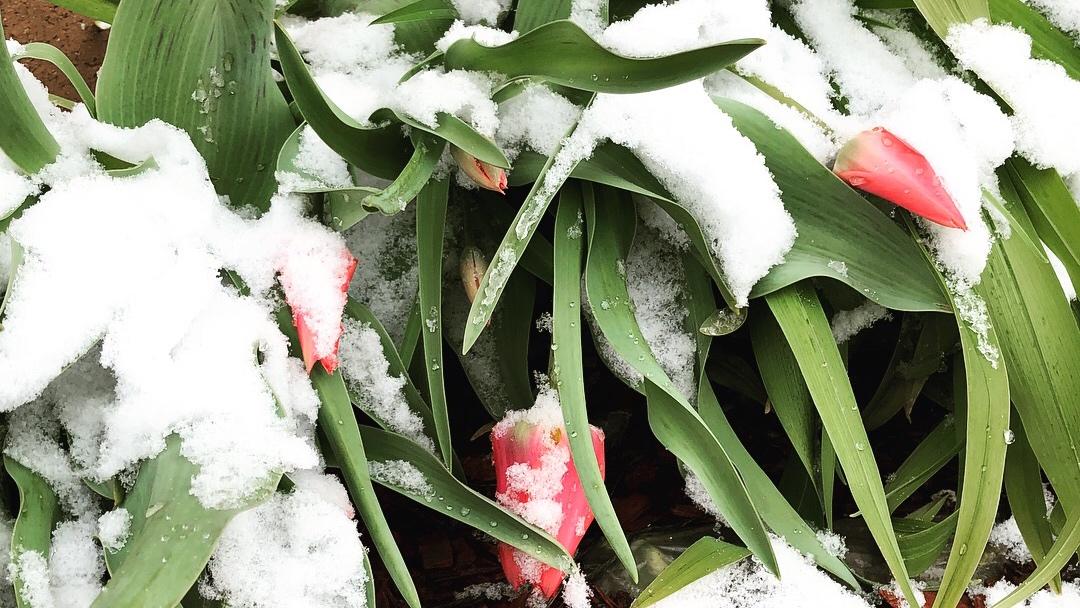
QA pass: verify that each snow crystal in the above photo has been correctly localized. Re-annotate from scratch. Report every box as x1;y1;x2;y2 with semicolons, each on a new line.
1021;0;1080;40
547;82;794;306
396;70;499;136
290;470;355;519
867;13;949;82
435;21;518;54
651;535;871;608
562;569;592;608
279;125;352;192
367;459;435;500
10;552;52;608
281;13;398;74
988;516;1034;563
0;95;336;508
0;517;13;608
454;582;517;601
636;197;690;251
96;508;131;552
344;208;418;343
815;530;848;560
12;520;106;608
979;578;1080;607
827;260;849;277
948;21;1080;177
338;319;435;453
535;311;553;333
449;0;510;25
1046;246;1076;301
831;301;891;344
0;169;35;218
625;210;697;402
569;0;605;37
684;472;728;527
205;487;369;608
495;85;582;160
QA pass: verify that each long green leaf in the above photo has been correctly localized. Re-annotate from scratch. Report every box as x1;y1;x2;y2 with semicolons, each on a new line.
273;21;409;181
97;0;294;208
765;283;918;608
895;511;959;575
43;0;118;22
883;416;962;512
371;0;456;24
13;43;96;116
551;183;637;580
584;185;777;575
444;20;763;94
1004;158;1080;296
5;457;60;608
911;0;989;38
1004;415;1061;592
416;179;453;467
94;436;258;608
713;97;949;313
989;0;1080;80
311;368;421;608
359;425;573;570
372;109;509;170
631;537;750;608
0;14;60;174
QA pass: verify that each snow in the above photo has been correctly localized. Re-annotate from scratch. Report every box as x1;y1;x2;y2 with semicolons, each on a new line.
0;169;35;218
831;301;891;344
367;459;435;500
10;521;106;608
495;85;582;160
569;0;605;37
561;569;592;608
290;470;355;519
449;0;510;25
988;516;1034;563
0;517;13;608
815;530;848;560
278;125;353;192
1021;0;1080;40
338;319;435;453
204;487;370;608
96;508;131;552
1046;246;1076;300
454;582;517;601
684;472;728;527
625;206;697;402
948;21;1080;178
978;578;1080;607
650;535;872;608
436;21;517;54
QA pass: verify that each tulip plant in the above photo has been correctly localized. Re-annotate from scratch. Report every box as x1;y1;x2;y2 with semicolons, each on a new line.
0;0;1078;607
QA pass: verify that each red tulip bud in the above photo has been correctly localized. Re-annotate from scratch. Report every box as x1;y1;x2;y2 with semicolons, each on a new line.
451;146;508;194
834;127;968;230
281;249;357;374
492;402;603;598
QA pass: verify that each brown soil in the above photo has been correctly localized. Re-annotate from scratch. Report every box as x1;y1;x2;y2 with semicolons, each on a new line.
0;0;108;100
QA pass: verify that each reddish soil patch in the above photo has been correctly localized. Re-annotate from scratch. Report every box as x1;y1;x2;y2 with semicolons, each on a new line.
0;0;108;100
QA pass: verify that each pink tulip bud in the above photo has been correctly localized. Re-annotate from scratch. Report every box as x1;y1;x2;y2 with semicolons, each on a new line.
451;146;508;194
492;407;604;598
282;250;357;374
833;127;968;230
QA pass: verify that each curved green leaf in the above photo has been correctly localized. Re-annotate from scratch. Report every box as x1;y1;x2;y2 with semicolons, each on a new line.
551;183;637;581
1004;158;1080;297
895;511;959;575
632;537;750;608
444;20;763;94
97;0;295;209
274;21;409;181
372;108;509;169
371;0;456;24
585;185;778;576
42;0;118;22
713;97;949;313
311;367;421;608
765;283;918;608
883;416;961;512
6;457;60;608
0;14;60;174
1004;415;1062;593
94;436;259;608
359;425;574;571
13;42;96;116
415;179;453;467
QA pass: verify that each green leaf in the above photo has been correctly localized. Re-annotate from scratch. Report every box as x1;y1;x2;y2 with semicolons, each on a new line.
750;310;818;488
13;42;96;116
1004;415;1062;592
584;185;778;576
0;14;60;174
551;183;637;581
96;0;295;209
311;367;421;608
371;0;456;24
444;20;763;94
415;179;453;468
713;97;949;313
883;416;962;512
359;425;574;570
895;511;959;575
372;108;509;169
274;21;410;181
631;537;750;608
42;0;118;22
989;0;1080;80
461;100;591;353
94;436;261;608
910;0;989;39
696;379;859;587
765;283;918;608
1004;158;1080;297
5;457;60;608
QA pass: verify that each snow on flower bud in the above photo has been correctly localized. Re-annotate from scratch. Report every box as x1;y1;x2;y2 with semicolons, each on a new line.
833;127;968;230
491;390;604;599
459;246;488;304
280;245;357;374
451;146;508;194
